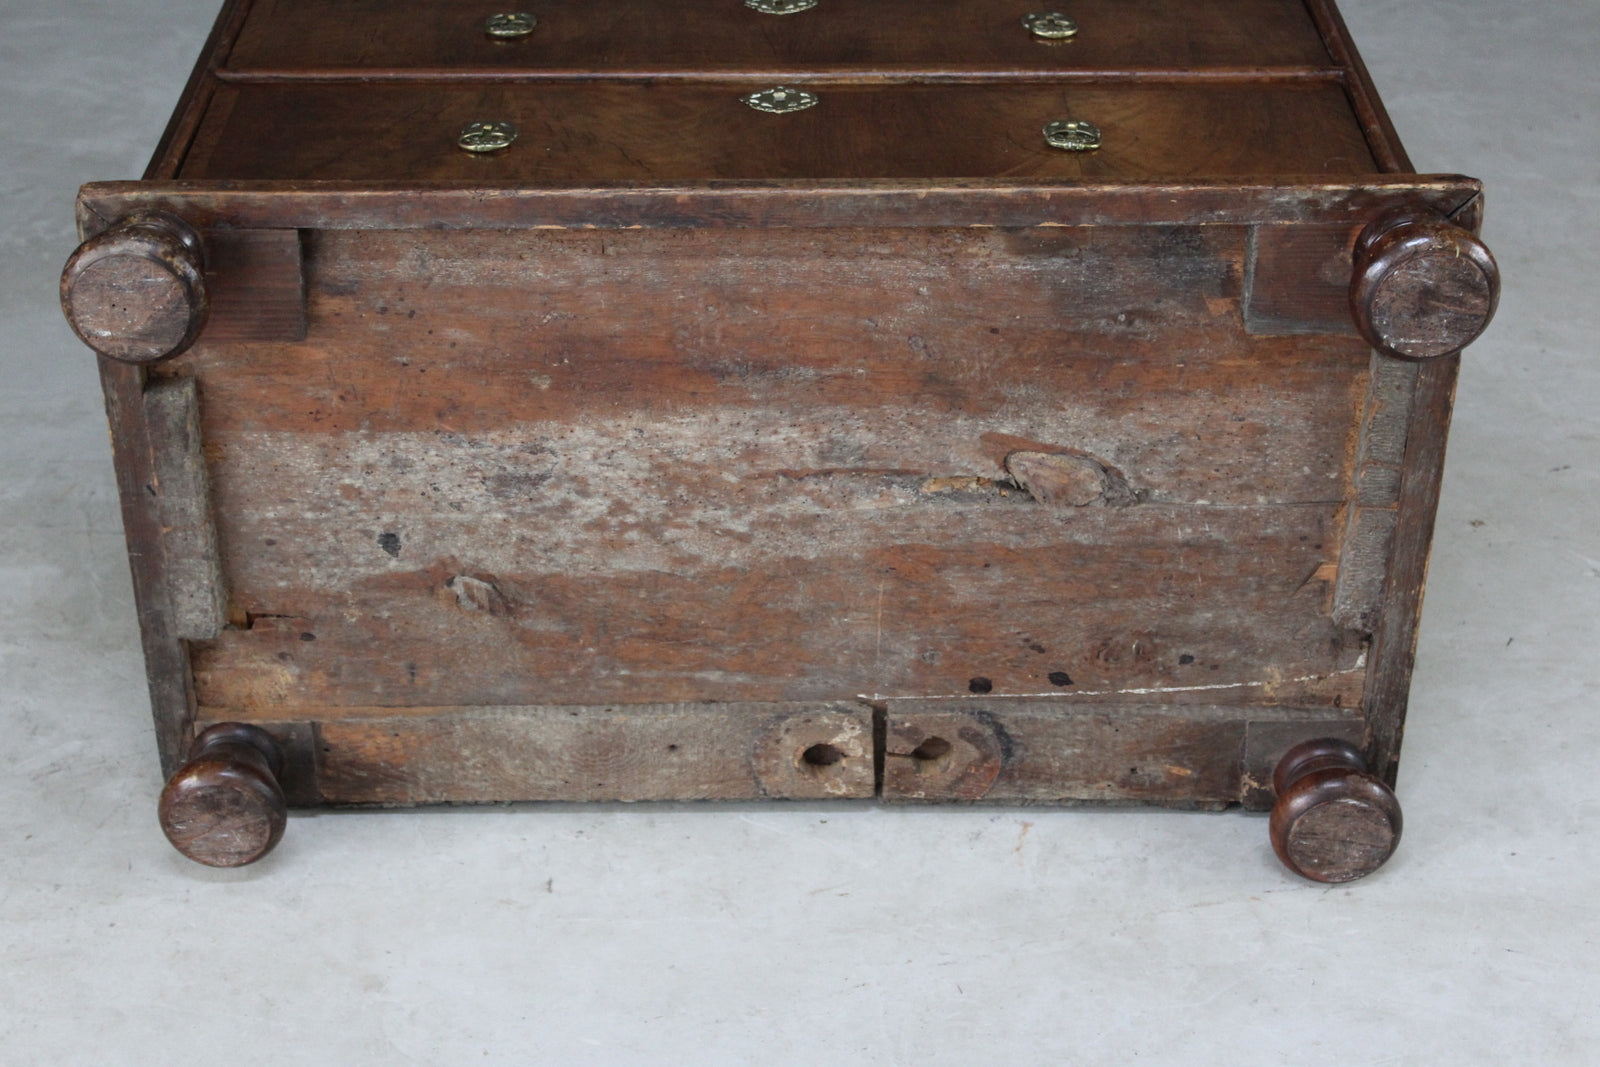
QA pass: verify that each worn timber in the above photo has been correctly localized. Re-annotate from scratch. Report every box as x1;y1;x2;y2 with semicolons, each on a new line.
69;0;1490;872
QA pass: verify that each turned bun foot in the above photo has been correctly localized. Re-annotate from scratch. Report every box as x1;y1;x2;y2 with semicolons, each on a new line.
1269;738;1402;883
60;211;208;365
159;723;287;868
1350;210;1499;361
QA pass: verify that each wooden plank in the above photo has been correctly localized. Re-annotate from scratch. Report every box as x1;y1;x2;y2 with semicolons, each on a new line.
143;378;227;640
78;178;1486;235
1364;356;1458;784
171;224;1364;503
188;502;1366;712
176;83;1378;183
255;702;878;805
225;0;1335;78
1243;223;1361;335
203;229;307;344
1332;354;1418;629
169;222;1369;714
97;359;200;777
881;700;1366;806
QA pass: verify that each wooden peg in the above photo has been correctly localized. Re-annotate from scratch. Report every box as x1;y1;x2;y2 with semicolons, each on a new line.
1350;211;1499;360
60;211;208;364
1269;737;1402;883
158;723;287;867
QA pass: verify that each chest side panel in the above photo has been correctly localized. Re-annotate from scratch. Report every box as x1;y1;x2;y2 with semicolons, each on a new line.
175;224;1369;722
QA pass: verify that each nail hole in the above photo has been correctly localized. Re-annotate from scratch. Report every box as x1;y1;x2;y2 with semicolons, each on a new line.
1179;654;1195;665
911;736;952;762
801;743;844;767
968;676;993;694
1048;670;1073;686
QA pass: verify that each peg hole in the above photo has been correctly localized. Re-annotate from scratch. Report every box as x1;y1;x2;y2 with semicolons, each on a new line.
911;736;953;762
802;743;844;767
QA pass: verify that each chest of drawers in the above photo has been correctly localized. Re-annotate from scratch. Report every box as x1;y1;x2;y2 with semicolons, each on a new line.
60;0;1498;879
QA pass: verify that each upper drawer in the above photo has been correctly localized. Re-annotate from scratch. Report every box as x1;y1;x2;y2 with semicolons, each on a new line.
178;82;1376;182
223;0;1335;77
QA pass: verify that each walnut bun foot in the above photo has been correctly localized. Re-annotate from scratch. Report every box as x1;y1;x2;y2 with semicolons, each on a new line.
59;211;208;365
158;724;287;868
1269;738;1402;883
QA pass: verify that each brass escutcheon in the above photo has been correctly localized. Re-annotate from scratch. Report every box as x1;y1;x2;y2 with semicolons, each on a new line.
743;86;819;114
1043;118;1101;151
745;0;818;13
458;120;519;153
484;12;537;38
1022;11;1079;39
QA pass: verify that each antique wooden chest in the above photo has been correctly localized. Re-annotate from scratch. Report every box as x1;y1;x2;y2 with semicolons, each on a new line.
61;0;1498;879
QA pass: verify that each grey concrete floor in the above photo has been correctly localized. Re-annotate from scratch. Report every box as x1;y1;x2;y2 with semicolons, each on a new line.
2;1;1596;1063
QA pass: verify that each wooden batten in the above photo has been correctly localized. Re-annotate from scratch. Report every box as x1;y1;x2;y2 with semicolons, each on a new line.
202;228;307;344
143;377;228;641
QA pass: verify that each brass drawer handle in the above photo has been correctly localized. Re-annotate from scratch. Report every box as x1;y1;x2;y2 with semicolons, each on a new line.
743;86;819;114
458;120;519;153
484;12;537;38
1044;118;1101;151
1022;11;1079;39
745;0;818;13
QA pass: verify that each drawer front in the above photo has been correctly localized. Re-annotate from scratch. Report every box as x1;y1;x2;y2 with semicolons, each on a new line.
225;0;1335;77
179;82;1377;182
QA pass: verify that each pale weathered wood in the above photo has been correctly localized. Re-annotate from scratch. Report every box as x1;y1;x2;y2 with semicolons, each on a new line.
143;377;227;640
1364;357;1460;784
882;701;1366;806
190;503;1365;712
1332;354;1419;630
282;702;877;804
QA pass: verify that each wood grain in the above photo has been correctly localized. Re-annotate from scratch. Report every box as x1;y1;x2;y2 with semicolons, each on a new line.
203;229;307;344
158;223;1371;713
78;179;1487;235
143;377;227;640
224;0;1334;78
297;702;876;804
882;701;1366;806
177;83;1377;182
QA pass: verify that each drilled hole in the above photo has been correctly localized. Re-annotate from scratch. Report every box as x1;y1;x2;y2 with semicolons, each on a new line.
911;736;953;762
802;743;844;767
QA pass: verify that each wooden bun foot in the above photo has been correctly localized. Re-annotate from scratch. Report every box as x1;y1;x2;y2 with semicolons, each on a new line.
1269;738;1402;883
1350;210;1499;361
60;211;208;365
159;723;287;868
